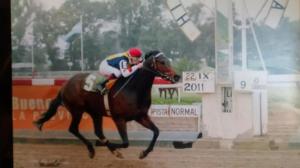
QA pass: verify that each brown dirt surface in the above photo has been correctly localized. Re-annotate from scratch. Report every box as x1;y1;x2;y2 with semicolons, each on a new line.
14;143;300;168
14;97;300;168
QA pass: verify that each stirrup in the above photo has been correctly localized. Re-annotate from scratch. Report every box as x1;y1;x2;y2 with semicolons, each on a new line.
96;83;103;91
100;88;109;95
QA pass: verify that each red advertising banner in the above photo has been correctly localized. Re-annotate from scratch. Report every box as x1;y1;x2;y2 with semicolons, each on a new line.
13;86;117;131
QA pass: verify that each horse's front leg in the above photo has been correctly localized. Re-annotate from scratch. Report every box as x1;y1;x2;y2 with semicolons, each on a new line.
95;118;129;158
96;118;130;149
92;114;124;158
135;115;159;159
112;118;129;148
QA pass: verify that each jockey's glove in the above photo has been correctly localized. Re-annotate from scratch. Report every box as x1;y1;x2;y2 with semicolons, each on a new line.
136;62;143;69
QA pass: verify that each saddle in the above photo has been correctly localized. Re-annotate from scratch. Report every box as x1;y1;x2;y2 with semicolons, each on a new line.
83;73;116;94
101;79;117;94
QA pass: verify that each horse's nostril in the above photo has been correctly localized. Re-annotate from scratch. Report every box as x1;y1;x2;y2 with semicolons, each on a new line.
174;74;181;82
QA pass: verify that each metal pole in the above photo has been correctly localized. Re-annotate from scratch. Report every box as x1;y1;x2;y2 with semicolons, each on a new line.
80;15;84;71
214;0;218;83
259;92;263;136
241;1;247;70
228;0;233;77
242;0;267;71
31;42;34;77
31;22;34;77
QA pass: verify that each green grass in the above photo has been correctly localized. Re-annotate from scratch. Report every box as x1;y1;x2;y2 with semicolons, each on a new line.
151;88;202;105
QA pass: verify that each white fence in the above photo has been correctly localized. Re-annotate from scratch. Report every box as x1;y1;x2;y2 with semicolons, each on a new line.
268;75;300;87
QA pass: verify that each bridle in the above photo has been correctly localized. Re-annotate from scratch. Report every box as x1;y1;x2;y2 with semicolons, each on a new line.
143;52;176;83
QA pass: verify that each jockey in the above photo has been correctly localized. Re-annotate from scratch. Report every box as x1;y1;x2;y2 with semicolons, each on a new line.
97;47;143;93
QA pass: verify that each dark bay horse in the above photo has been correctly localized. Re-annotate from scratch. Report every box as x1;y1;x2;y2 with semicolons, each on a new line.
33;50;180;159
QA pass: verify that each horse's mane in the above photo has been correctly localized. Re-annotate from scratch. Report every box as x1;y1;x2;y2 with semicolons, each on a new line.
144;50;161;60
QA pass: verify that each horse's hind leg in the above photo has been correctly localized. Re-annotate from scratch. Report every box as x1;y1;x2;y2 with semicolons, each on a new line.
33;92;62;131
69;111;95;159
135;115;159;159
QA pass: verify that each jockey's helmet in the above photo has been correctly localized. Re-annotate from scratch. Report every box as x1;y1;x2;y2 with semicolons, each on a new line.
128;47;143;64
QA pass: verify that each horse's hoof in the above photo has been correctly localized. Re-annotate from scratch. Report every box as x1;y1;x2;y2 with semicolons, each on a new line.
139;151;148;159
112;149;123;159
88;146;95;159
197;132;203;139
33;121;43;131
88;150;95;159
88;152;95;159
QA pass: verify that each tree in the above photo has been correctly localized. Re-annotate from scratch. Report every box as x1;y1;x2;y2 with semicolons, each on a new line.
12;0;216;73
11;0;35;63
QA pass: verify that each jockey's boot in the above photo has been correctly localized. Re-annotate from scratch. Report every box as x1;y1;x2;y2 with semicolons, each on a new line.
96;82;103;91
98;79;109;95
98;75;116;95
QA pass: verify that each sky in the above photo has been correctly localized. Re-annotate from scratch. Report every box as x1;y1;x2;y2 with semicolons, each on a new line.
245;0;299;21
33;0;65;10
184;0;299;21
35;0;299;21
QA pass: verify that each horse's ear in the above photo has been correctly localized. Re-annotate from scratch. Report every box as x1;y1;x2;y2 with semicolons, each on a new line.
144;50;160;60
144;51;153;60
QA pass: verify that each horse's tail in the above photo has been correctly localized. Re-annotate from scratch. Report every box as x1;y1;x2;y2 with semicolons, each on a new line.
33;91;63;131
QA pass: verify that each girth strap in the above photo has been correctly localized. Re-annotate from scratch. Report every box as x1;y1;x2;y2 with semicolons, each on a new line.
103;94;111;116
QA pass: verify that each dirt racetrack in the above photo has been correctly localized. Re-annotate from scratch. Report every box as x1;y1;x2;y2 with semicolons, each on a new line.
14;142;300;168
13;97;300;168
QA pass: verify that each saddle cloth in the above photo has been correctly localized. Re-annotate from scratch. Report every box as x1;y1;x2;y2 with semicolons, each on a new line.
83;73;116;92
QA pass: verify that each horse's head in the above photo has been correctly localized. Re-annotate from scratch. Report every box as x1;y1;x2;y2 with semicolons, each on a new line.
143;50;180;83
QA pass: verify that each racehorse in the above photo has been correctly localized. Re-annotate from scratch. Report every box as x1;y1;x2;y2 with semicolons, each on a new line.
33;50;180;159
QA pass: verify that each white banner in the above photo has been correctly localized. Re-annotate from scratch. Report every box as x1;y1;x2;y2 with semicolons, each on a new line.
166;0;201;41
264;0;288;29
148;104;201;118
182;71;215;93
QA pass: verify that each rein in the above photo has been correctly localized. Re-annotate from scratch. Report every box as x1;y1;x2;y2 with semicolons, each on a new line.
113;74;135;98
112;52;174;98
142;66;170;81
